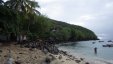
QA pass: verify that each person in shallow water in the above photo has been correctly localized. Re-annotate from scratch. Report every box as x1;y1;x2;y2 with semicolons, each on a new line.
94;47;97;54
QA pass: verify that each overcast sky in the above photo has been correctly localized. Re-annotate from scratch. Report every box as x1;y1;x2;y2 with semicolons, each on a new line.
36;0;113;39
3;0;112;39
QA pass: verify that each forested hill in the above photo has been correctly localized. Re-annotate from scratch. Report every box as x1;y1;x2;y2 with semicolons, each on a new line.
0;0;98;43
42;19;98;43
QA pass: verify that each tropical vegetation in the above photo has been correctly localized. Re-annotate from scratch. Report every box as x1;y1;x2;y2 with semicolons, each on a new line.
0;0;98;43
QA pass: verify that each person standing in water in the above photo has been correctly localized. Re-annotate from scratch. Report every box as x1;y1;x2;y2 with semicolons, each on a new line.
94;47;97;54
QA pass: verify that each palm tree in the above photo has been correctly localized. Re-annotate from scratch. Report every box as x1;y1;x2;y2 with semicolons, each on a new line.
5;0;40;15
4;0;41;42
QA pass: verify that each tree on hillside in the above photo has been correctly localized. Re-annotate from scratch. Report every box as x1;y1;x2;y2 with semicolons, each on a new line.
0;4;20;41
3;0;41;42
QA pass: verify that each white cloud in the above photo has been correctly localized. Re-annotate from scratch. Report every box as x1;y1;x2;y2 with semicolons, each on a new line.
78;15;95;21
3;0;7;2
98;37;103;39
39;3;64;19
70;15;95;26
97;33;109;39
74;22;86;26
105;2;113;8
36;0;58;3
98;33;107;36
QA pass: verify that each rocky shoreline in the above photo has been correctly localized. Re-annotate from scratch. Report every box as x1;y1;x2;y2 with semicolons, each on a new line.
0;42;111;64
0;42;90;64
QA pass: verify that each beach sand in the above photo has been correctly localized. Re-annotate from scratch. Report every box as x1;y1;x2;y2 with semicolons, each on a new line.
0;42;111;64
0;43;46;64
50;54;86;64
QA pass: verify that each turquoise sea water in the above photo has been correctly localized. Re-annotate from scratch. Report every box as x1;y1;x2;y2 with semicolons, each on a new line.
57;40;113;64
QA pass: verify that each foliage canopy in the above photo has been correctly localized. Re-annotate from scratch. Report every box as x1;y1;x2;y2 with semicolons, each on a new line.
0;0;98;42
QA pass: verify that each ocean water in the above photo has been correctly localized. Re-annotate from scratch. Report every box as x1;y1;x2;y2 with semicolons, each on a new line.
57;40;113;63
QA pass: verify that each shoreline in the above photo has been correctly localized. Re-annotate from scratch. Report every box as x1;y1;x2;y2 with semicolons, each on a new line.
57;40;113;64
58;48;113;64
0;43;88;64
0;42;92;64
0;42;113;64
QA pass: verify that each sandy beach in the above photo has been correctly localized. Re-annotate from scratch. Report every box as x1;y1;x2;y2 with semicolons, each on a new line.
0;43;46;64
0;42;111;64
0;42;84;64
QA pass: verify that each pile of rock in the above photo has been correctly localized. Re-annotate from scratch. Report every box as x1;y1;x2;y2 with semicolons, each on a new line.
18;40;59;55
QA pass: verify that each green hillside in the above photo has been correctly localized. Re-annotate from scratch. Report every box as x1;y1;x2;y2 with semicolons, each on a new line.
0;0;98;43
